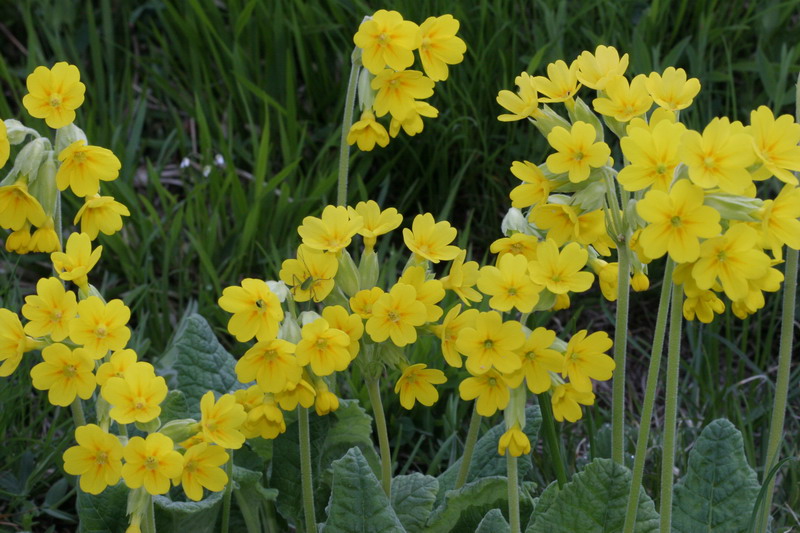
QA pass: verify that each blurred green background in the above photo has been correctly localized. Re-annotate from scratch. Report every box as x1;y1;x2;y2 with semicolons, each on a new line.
1;0;799;530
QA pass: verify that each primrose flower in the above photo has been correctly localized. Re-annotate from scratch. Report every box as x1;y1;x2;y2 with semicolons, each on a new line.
530;204;578;246
645;67;701;112
69;297;131;358
680;117;755;194
62;424;123;495
349;287;385;319
403;213;460;263
394;363;447;409
236;338;300;393
56;141;121;197
22;277;78;341
575;45;629;90
497;72;539;121
389;101;439;137
490;233;539;262
432;304;479;368
417;15;466;81
459;369;511;416
73;195;130;239
371;70;435;122
592;74;653;122
295;318;351;376
398;266;445;322
562;330;614;393
749;106;800;185
29;219;60;253
759;184;800;253
348;200;403;251
551;383;595;422
440;249;482;304
514;327;564;394
95;348;137;386
178;443;229;501
529;240;594;294
314;380;340;415
366;283;427;347
22;62;85;129
353;9;421;74
618;119;685;192
592;259;620;302
30;344;95;406
322;305;364;360
5;226;32;254
298;204;363;253
546;121;610;183
456;311;524;375
477;253;543;313
101;362;168;423
631;271;650;292
534;60;581;103
498;424;531;457
0;180;47;231
244;396;287;439
509;160;551;209
121;433;183;495
200;392;246;450
0;119;8;168
51;232;102;288
636;180;722;263
347;110;390;151
279;245;338;302
218;278;284;342
1;309;41;377
274;379;316;411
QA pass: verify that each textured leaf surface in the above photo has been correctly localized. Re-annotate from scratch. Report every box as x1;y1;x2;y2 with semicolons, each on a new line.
527;458;659;533
672;419;760;533
321;447;405;533
77;482;128;533
426;476;509;533
477;508;510;532
154;488;224;532
525;481;559;533
391;473;439;533
159;389;189;423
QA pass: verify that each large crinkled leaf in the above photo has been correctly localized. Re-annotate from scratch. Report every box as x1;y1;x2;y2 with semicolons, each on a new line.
527;458;659;533
425;476;509;533
154;488;224;532
77;482;128;533
320;447;405;533
525;481;559;533
476;508;510;532
672;419;760;533
159;313;242;418
159;389;189;423
391;473;439;533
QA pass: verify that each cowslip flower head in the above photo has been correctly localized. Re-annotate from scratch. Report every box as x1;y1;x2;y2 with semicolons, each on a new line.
200;392;246;450
354;10;421;74
432;304;479;368
57;141;121;197
456;311;524;375
218;278;284;342
417;15;466;81
30;344;96;406
69;297;131;358
618;119;685;192
459;369;511;416
279;244;338;303
22;62;85;129
534;60;581;103
440;249;482;304
680;117;755;194
0;119;9;168
0;309;41;377
645;67;701;112
371;69;435;122
749;106;800;185
497;72;539;122
22;277;78;341
295;318;351;376
546;121;610;183
121;433;183;495
348;200;403;252
365;283;427;347
636;179;722;263
398;266;445;322
347;110;390;151
509;160;551;209
551;383;595;422
101;362;168;423
498;424;531;457
477;253;543;313
403;212;460;263
322;305;364;360
62;424;123;494
394;363;447;409
575;45;629;90
50;232;101;288
178;443;229;501
514;327;564;394
529;240;594;294
0;180;47;231
758;184;800;253
592;74;653;122
236;338;300;393
298;204;363;253
74;195;130;239
95;348;137;386
562;330;614;393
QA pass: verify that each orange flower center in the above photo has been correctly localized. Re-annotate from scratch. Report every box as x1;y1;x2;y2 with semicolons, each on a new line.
63;364;77;378
49;95;62;108
387;310;400;323
145;456;159;470
95;326;108;338
95;451;109;465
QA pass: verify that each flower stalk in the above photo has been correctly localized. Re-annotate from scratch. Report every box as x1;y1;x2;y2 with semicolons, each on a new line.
221;453;234;533
538;392;568;487
337;52;361;206
507;453;521;533
298;406;317;533
611;241;631;464
454;403;481;489
367;376;392;496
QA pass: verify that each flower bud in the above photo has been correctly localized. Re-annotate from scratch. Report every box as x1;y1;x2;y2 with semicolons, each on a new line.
356;67;375;111
279;314;302;343
3;119;39;145
631;271;650;292
267;280;289;302
504;385;527;430
54;123;87;154
530;104;572;137
12;137;47;179
135;417;161;433
158;418;199;443
298;310;322;327
358;248;380;289
335;249;361;297
534;289;556;311
29;152;57;216
568;97;604;143
501;207;536;236
703;192;763;222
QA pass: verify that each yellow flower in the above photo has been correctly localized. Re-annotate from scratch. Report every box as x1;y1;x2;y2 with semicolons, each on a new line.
490;233;539;262
243;394;287;439
534;60;581;103
313;379;340;415
636;180;722;263
62;424;123;494
749;106;800;185
680;118;755;194
353;9;421;74
432;304;478;368
29;219;60;253
477;253;542;313
5;225;33;254
0;119;8;168
592;74;653;123
279;244;338;302
274;379;316;411
459;369;511;416
101;362;168;423
69;297;131;358
371;70;435;122
529;240;594;294
365;283;427;347
456;311;524;375
1;309;40;377
546;121;610;183
51;232;102;289
398;266;445;321
178;443;229;501
389;101;439;137
509;160;551;209
295;318;351;376
74;195;130;239
498;424;531;457
0;180;47;231
322;305;364;360
347;110;390;151
562;330;614;393
758;184;800;253
440;249;482;304
30;343;95;406
22;62;85;129
403;213;460;263
394;363;447;409
22;277;78;341
349;287;385;319
121;433;183;495
496;72;539;121
200;391;246;450
218;278;284;342
95;348;137;386
575;45;629;90
729;263;783;318
618;119;685;192
348;200;403;251
645;67;701;112
631;271;650;292
591;259;619;302
514;327;564;394
236;338;300;393
551;383;595;422
417;14;466;81
56;141;121;197
530;204;579;246
297;204;363;253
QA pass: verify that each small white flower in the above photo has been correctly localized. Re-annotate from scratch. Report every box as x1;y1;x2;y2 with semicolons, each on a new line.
180;157;191;169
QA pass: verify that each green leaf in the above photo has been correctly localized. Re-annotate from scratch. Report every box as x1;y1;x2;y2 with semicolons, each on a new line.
159;389;189;423
526;458;659;533
425;476;509;533
76;482;129;533
320;447;406;533
525;481;559;533
391;473;439;533
159;313;242;418
154;488;225;532
476;509;510;533
672;419;760;533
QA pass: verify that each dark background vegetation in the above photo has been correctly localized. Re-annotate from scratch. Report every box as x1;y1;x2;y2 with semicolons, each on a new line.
1;0;799;530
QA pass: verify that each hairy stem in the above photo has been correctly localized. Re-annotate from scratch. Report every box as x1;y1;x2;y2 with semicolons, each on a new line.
367;377;392;496
70;397;86;427
538;392;568;487
337;59;360;206
507;453;521;533
454;404;481;489
221;453;234;533
298;407;317;533
611;242;632;464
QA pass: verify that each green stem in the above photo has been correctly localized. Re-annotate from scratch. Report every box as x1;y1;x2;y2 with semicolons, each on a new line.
538;393;568;487
455;404;481;489
221;452;234;533
623;259;675;533
336;59;360;206
507;453;521;533
70;397;86;427
659;281;684;532
298;407;317;533
141;495;156;533
611;242;631;464
366;377;392;496
55;190;63;251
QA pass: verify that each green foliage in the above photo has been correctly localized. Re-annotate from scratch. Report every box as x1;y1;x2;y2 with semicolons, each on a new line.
672;419;761;533
390;473;439;533
154;490;224;533
75;483;128;533
476;508;511;533
425;476;510;533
